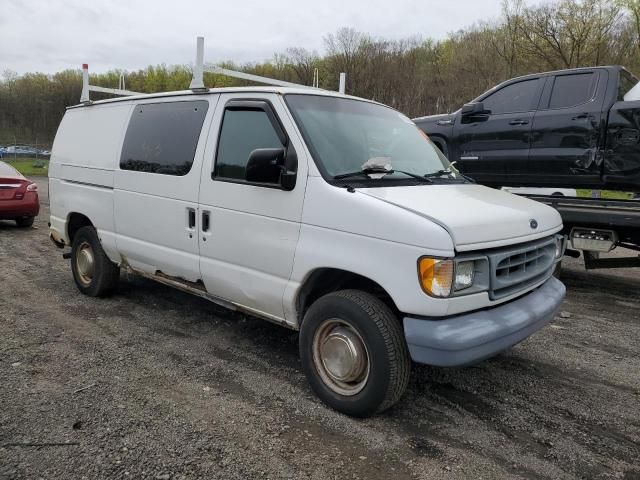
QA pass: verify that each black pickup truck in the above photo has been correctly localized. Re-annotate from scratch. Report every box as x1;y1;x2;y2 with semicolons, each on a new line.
414;66;640;192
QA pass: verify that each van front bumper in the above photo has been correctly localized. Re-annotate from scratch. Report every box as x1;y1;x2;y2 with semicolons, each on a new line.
403;277;565;367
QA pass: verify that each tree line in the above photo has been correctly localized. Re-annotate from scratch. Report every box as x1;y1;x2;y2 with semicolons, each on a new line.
2;0;640;147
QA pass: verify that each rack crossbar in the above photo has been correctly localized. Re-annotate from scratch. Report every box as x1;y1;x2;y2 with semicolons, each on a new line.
88;85;141;96
203;65;306;88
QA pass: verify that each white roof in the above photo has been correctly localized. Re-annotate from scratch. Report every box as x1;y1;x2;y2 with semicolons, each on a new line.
624;82;640;102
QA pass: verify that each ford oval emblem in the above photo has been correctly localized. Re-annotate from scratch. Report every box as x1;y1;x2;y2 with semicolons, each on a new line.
530;219;538;229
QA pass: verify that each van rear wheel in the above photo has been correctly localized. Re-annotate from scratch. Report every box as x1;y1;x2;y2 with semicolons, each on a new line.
71;226;119;297
299;290;410;417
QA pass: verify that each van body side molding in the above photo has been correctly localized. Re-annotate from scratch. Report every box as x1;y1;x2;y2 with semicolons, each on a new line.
61;179;114;190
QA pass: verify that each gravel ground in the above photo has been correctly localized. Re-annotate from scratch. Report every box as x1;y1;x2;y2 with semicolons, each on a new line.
1;178;639;479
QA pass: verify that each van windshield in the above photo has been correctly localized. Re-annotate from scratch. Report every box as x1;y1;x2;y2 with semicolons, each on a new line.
285;94;459;184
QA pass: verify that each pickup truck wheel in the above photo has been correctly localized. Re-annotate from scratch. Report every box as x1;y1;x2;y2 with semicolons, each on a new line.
299;290;410;417
71;226;119;297
15;217;34;228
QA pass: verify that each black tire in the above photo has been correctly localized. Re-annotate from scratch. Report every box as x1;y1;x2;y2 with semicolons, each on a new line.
15;217;34;228
71;226;119;297
299;290;411;417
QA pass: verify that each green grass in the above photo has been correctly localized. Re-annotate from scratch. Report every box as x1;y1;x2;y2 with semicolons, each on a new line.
2;157;49;177
576;189;634;200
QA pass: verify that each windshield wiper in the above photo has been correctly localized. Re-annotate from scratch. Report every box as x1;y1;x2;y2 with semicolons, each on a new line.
333;169;380;180
333;168;433;183
423;167;475;183
423;168;454;178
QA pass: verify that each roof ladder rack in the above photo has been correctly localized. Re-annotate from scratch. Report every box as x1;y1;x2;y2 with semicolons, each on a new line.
80;64;141;103
189;37;206;91
80;36;347;103
190;36;314;90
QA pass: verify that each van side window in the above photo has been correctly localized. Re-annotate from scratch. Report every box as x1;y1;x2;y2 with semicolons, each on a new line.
120;100;209;176
214;108;285;183
547;73;596;109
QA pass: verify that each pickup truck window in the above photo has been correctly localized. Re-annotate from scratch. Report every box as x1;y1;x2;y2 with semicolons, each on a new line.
482;79;538;115
214;108;284;183
285;94;448;182
120;100;209;176
618;70;638;101
547;73;596;109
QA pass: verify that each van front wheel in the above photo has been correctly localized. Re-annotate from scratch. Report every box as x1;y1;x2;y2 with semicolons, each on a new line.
71;226;119;297
299;290;410;417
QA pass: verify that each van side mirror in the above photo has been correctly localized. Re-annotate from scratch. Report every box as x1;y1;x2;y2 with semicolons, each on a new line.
245;147;296;190
280;145;298;191
461;102;486;116
245;148;285;184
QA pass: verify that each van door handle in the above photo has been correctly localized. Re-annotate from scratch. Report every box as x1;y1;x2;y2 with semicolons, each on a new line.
187;208;196;229
509;119;529;125
202;211;210;232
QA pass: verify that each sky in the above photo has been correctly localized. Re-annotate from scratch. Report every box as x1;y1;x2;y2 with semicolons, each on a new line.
2;0;509;75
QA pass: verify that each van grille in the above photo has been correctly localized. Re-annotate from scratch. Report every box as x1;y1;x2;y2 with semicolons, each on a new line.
487;236;556;300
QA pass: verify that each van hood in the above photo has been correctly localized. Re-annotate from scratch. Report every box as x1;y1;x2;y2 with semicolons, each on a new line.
357;184;562;250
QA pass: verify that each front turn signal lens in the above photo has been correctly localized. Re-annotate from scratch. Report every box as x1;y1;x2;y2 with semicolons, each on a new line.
418;257;453;297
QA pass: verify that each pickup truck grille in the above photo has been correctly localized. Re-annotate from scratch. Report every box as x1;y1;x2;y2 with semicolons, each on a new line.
487;236;556;300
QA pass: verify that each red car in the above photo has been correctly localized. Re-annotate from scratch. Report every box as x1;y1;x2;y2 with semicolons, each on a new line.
0;161;39;227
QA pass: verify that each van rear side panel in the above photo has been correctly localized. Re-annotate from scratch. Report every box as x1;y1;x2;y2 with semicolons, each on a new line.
49;103;133;259
50;103;133;172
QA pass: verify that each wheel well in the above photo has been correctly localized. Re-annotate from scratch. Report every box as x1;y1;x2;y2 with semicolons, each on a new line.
430;137;448;156
297;269;399;323
67;213;93;244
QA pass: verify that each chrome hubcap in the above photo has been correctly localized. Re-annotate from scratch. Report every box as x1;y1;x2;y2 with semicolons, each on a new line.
312;319;370;396
76;242;95;285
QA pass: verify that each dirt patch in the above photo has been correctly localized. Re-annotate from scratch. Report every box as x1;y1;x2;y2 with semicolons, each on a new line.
1;190;639;479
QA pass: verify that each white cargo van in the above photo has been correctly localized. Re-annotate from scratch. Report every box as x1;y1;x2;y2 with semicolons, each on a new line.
49;87;566;416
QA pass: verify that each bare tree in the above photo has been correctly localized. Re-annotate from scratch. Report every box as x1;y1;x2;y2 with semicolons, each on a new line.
285;48;320;86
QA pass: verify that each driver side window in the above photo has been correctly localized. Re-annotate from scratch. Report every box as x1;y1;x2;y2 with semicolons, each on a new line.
482;79;539;115
214;108;284;183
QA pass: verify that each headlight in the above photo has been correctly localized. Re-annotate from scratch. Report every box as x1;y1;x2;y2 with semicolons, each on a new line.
454;261;475;291
418;258;476;297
